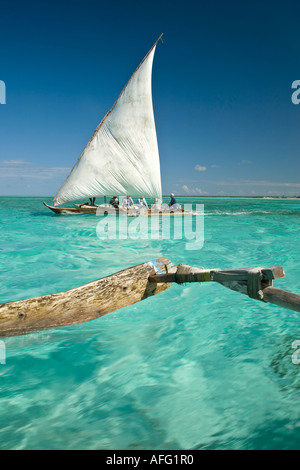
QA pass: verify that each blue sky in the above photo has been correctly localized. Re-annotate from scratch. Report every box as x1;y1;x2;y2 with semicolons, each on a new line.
0;0;300;197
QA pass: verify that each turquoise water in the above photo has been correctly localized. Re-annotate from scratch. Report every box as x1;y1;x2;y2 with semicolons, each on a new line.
0;196;299;450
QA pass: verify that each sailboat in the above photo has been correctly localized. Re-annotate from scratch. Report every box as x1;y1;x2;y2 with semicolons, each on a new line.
44;34;181;216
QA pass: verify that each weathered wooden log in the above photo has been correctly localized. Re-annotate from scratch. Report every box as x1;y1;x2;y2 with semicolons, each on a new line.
0;258;174;338
2;259;299;338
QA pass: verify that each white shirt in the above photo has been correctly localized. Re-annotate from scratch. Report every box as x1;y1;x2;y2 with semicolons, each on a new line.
138;198;148;209
122;197;134;207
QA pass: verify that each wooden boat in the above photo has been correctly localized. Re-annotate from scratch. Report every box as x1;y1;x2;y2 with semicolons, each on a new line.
1;259;299;338
44;36;195;217
44;202;195;216
44;35;173;216
44;202;196;217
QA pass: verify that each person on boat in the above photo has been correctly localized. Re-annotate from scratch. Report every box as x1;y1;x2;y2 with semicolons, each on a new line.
79;197;96;207
109;196;119;208
168;193;178;210
137;196;148;209
151;199;162;211
122;195;134;208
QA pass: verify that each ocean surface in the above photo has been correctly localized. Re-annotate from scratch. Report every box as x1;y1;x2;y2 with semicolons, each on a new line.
0;196;299;450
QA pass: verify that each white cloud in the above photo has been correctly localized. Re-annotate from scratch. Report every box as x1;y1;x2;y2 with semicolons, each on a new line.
182;185;205;195
238;160;253;165
193;187;204;194
210;164;219;168
1;159;30;165
195;165;207;172
216;179;300;187
0;159;71;180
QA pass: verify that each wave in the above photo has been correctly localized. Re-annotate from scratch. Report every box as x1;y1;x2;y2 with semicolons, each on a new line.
204;210;300;216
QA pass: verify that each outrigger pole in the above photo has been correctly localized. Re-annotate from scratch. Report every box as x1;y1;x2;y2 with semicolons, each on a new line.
0;259;299;338
149;263;300;313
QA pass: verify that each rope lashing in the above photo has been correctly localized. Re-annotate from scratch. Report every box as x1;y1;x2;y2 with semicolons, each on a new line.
174;265;265;301
174;264;213;284
175;271;211;284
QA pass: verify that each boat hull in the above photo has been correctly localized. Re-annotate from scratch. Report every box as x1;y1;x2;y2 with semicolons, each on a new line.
44;202;195;216
43;202;82;214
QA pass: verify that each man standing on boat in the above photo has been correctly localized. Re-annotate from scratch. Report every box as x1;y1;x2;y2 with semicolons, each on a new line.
79;197;96;208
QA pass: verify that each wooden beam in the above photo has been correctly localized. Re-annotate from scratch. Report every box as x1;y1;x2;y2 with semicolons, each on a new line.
149;263;300;313
0;258;174;338
262;286;300;313
148;264;285;284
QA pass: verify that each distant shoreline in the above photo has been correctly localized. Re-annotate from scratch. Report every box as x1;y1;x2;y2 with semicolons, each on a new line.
0;195;300;200
171;195;300;199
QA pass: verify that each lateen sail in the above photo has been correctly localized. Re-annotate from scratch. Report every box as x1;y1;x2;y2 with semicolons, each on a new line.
54;37;162;206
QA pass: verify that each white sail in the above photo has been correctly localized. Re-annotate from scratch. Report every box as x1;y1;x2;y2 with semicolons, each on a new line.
54;40;162;206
